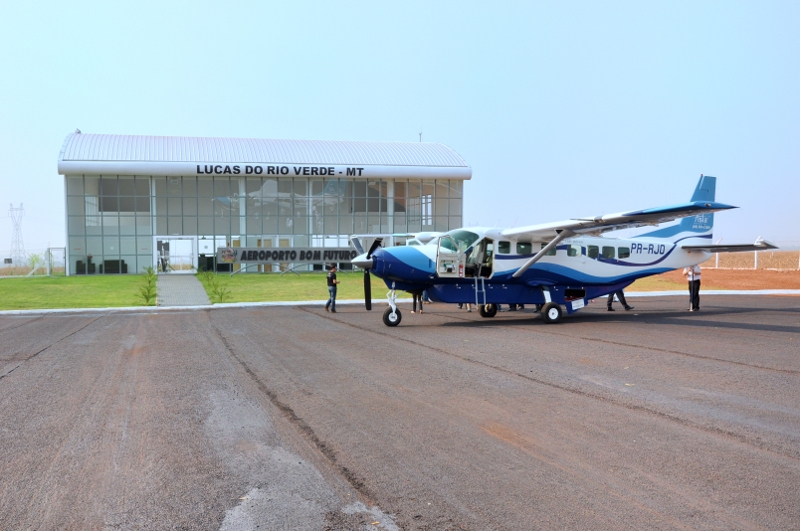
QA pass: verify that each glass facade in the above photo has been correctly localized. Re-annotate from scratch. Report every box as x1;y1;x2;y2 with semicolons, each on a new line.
65;174;463;274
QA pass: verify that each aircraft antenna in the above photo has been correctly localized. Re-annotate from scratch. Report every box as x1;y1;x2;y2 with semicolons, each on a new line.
419;129;422;142
9;203;25;266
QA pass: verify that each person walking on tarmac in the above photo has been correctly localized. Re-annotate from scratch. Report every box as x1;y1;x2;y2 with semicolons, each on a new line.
683;264;701;311
325;264;340;313
607;289;634;311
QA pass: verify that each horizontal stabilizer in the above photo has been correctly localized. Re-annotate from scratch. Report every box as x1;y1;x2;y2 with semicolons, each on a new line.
681;237;778;253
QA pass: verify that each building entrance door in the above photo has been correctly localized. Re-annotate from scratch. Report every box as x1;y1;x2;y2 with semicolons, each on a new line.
154;236;197;274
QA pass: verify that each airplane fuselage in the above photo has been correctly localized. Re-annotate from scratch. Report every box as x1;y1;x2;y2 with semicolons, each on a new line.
366;228;710;313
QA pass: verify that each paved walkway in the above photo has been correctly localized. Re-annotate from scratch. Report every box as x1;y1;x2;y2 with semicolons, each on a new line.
157;274;211;306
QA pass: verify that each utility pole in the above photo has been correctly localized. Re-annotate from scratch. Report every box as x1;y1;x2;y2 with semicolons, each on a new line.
9;203;25;265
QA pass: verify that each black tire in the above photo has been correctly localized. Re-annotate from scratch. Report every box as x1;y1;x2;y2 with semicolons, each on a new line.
540;302;562;324
479;303;498;318
383;306;402;327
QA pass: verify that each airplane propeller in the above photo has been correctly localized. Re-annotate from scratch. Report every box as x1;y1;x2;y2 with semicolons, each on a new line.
362;237;383;310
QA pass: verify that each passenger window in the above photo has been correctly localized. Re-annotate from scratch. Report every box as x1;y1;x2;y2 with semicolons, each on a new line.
618;247;630;259
587;245;599;259
567;244;580;257
602;246;615;259
542;242;556;256
516;242;532;255
498;241;511;254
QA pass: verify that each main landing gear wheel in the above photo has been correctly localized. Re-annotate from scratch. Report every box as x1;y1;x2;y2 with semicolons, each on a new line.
479;304;498;318
541;302;562;324
383;306;402;327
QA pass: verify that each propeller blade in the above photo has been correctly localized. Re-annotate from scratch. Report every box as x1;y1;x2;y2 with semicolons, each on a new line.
366;237;383;259
364;270;372;310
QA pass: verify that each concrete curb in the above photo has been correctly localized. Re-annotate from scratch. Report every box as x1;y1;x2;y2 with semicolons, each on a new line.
1;290;798;316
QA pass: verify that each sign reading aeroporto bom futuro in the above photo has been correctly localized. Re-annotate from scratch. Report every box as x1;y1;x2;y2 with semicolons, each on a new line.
217;247;357;265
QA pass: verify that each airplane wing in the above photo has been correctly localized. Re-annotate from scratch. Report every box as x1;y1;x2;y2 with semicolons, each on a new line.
681;237;778;253
501;201;737;242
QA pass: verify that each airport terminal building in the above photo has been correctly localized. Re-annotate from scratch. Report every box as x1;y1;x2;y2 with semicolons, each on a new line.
58;132;471;275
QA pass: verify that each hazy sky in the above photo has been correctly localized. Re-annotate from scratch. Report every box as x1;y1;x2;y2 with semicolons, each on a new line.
1;1;798;251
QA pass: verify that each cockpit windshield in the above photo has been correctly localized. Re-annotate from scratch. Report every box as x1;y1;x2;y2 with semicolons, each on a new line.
439;229;480;252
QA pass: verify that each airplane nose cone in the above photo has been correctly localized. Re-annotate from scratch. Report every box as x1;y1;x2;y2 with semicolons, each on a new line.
351;252;374;270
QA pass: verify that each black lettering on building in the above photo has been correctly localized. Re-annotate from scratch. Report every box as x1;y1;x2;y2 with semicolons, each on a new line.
233;165;241;174
280;166;289;175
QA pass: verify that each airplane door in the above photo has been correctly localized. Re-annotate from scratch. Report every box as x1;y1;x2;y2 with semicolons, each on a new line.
435;235;464;278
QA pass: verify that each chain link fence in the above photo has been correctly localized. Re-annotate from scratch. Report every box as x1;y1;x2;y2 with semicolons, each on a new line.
0;248;67;277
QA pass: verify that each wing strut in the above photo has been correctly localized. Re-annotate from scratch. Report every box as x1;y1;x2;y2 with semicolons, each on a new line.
512;230;574;278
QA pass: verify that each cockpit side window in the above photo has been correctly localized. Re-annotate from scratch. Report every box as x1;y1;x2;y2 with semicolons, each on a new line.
440;229;480;252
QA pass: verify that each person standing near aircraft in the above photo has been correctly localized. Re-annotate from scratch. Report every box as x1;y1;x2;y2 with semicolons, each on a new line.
411;291;423;314
683;264;701;311
607;289;634;311
325;265;340;313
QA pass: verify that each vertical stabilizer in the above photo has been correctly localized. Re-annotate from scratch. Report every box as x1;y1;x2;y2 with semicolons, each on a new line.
635;175;716;239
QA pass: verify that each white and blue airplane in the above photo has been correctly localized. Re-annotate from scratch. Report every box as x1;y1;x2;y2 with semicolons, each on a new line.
351;175;776;326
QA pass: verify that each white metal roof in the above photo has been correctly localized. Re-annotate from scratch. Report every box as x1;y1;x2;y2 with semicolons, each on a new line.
58;132;472;179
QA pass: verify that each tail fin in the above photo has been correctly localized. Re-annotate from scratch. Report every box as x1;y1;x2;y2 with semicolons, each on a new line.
636;175;716;239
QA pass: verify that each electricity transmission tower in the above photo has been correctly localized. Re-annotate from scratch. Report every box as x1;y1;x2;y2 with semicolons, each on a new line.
9;203;25;265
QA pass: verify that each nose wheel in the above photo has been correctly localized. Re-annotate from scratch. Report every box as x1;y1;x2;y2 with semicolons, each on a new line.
383;306;402;326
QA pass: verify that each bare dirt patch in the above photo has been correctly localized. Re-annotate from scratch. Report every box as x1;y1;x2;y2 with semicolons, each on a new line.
656;268;800;290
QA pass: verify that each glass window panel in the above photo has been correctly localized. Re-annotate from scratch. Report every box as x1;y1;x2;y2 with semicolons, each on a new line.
352;181;367;198
198;217;214;234
136;237;152;254
119;216;136;235
498;241;511;254
67;196;85;216
278;180;292;195
198;177;214;197
168;178;182;196
618;247;631;259
214;178;230;196
86;237;103;255
102;214;120;235
100;176;118;195
85;176;100;195
448;215;462;229
119;257;135;274
517;242;532;255
602;246;615;259
393;214;407;233
136;215;152;232
104;237;120;256
120;237;136;255
68;216;85;235
311;179;324;195
101;194;119;213
67;177;83;195
449;180;463;199
183;217;197;235
168;217;183;234
245;177;262;194
262;215;277;234
69;236;85;255
167;198;181;216
182;177;197;196
587;245;599;258
119;176;135;196
134;176;150;196
542;242;556;256
293;215;307;233
156;215;167;234
134;195;151;213
324;216;338;234
119;197;137;212
434;216;449;231
293;179;307;196
246;214;261;234
435;182;449;216
449;198;462;216
182;198;197;216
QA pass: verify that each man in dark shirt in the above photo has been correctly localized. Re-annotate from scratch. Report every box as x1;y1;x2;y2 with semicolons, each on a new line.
325;265;340;313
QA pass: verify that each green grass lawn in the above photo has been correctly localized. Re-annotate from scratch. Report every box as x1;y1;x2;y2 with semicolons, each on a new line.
197;271;411;303
0;270;689;311
0;276;146;310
